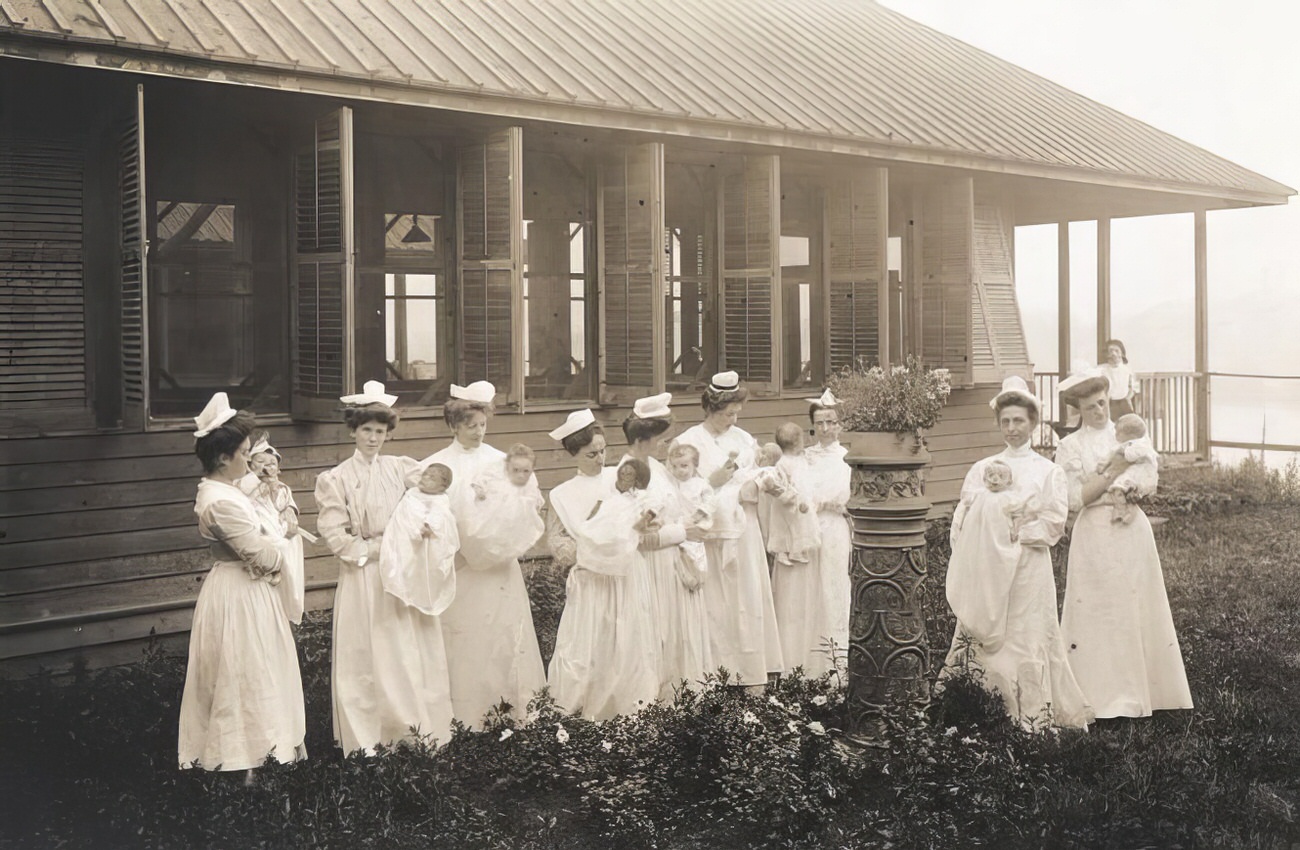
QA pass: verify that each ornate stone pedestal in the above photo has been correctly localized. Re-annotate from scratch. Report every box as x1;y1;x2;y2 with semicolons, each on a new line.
843;430;932;744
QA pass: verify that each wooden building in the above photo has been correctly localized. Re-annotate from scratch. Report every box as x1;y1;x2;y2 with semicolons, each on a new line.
0;0;1291;674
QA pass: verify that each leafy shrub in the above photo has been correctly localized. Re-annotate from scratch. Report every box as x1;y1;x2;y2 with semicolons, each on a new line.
827;355;953;434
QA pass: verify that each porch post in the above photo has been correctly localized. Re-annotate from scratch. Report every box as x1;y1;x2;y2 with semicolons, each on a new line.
1096;217;1111;360
1194;210;1210;458
876;167;891;369
1057;222;1071;379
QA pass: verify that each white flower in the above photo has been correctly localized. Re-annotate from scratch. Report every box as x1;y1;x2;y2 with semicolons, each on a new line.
806;721;826;736
892;365;907;375
811;695;828;706
768;696;784;708
499;729;513;742
787;721;800;734
742;711;760;724
961;736;977;745
601;740;614;753
524;708;541;725
945;726;958;737
556;726;570;744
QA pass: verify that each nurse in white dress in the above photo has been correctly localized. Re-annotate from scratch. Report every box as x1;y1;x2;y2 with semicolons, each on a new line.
546;410;660;718
420;381;546;728
620;393;713;697
178;394;306;777
790;388;852;675
670;371;783;686
940;377;1093;730
315;381;453;754
1056;373;1193;719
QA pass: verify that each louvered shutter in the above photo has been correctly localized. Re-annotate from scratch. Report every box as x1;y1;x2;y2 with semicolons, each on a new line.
119;84;149;426
827;167;887;373
971;199;1031;383
599;142;664;403
721;155;781;392
457;127;523;406
919;178;974;385
0;134;87;420
292;107;355;415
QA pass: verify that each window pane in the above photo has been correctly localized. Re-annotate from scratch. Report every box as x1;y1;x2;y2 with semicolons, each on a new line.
522;216;591;401
149;200;286;416
664;163;715;390
384;273;448;388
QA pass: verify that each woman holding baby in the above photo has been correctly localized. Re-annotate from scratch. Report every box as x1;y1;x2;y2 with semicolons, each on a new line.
940;376;1092;730
670;371;783;687
620;393;713;697
1055;371;1192;719
419;381;546;729
545;409;659;719
314;381;454;754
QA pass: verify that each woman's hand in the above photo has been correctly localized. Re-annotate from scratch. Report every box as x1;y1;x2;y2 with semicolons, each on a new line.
684;525;706;543
1100;449;1132;479
707;465;735;488
284;514;299;537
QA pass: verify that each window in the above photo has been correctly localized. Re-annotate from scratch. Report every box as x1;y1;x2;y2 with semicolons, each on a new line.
149;201;286;416
665;162;717;390
522;218;591;401
375;213;452;405
781;233;815;389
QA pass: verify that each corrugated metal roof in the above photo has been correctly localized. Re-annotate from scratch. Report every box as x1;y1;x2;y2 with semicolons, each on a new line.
0;0;1291;202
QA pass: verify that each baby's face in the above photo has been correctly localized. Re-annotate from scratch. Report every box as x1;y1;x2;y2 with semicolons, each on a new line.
249;453;278;480
615;464;639;493
668;455;697;482
758;447;780;467
984;466;1012;492
419;468;450;495
506;457;534;487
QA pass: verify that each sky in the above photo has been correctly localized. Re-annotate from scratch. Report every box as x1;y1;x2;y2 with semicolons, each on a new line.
878;0;1300;378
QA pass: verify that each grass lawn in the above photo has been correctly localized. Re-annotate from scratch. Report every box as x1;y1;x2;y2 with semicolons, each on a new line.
4;476;1300;848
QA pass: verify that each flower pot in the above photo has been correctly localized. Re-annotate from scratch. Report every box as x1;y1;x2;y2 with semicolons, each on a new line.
842;429;932;744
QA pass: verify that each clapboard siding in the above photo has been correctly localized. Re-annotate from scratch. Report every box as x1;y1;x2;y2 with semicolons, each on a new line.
0;391;999;671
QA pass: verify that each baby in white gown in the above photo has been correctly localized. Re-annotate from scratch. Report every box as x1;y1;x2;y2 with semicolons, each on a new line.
380;463;459;616
667;443;712;591
1104;414;1159;525
463;443;546;564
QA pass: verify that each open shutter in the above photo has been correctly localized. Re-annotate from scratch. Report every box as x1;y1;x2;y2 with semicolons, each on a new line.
599;142;665;404
457;127;523;406
919;177;974;385
119;84;149;427
826;167;887;373
292;107;355;416
720;155;780;392
971;198;1031;383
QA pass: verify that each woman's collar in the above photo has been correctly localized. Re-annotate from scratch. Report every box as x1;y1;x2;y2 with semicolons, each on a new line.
1002;441;1034;458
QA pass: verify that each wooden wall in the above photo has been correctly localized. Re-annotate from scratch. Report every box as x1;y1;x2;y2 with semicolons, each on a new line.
0;387;1000;676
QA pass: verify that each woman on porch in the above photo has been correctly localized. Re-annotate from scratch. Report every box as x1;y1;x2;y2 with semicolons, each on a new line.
179;394;306;777
670;372;783;687
420;381;546;729
315;381;453;754
1056;372;1194;719
940;376;1092;731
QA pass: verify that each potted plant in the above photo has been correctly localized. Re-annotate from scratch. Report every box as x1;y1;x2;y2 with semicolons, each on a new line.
825;355;952;743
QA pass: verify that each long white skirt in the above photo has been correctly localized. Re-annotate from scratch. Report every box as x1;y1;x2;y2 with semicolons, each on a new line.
772;509;852;677
178;561;306;771
332;556;454;753
549;565;659;720
942;546;1093;730
1061;507;1194;718
643;545;712;698
440;556;547;728
817;510;852;669
702;505;784;685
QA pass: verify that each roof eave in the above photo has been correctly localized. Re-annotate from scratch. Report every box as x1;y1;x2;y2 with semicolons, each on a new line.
0;35;1293;208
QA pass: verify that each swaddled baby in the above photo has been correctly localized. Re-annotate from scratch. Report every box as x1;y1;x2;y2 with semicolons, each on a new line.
379;463;459;616
461;443;546;564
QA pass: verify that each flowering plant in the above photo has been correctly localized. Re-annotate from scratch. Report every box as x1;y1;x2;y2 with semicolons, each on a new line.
827;354;952;434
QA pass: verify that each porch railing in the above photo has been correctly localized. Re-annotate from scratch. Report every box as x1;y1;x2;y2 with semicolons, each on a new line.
1032;371;1201;455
